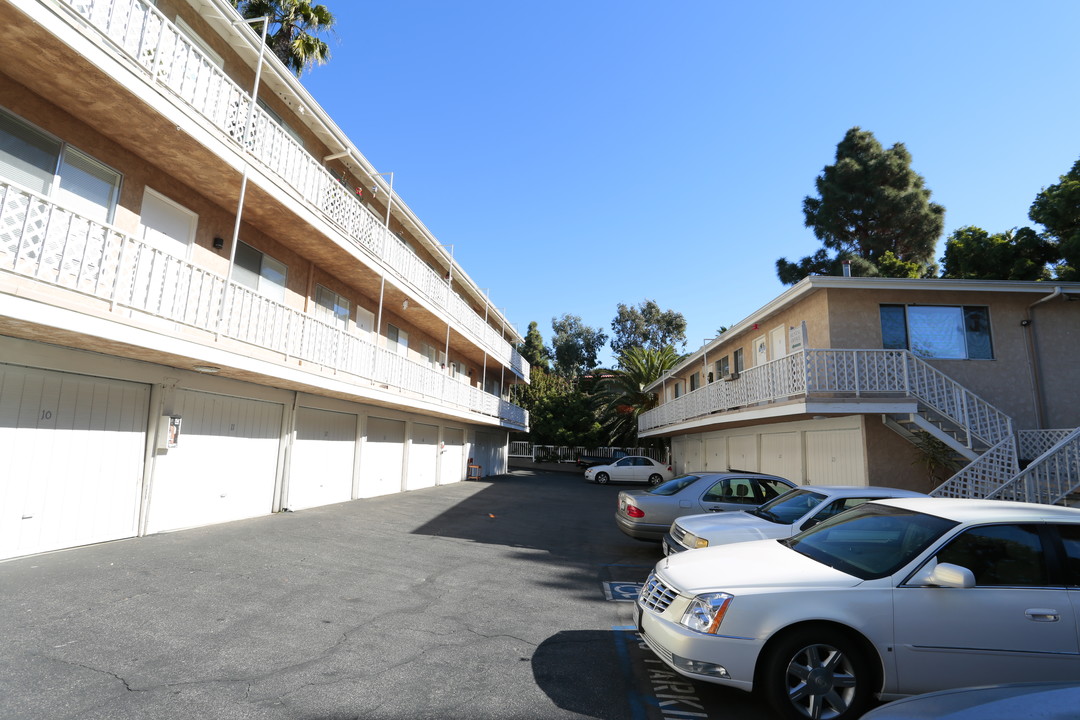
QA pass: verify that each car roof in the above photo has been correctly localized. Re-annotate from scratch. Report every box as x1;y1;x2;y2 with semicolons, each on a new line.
868;497;1080;522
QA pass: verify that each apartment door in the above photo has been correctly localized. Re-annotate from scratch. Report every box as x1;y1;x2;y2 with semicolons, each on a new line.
287;407;357;510
146;390;282;533
0;363;149;560
770;325;786;360
406;423;439;490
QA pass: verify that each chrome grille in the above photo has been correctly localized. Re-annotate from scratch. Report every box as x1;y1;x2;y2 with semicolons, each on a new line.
670;523;688;547
639;572;678;613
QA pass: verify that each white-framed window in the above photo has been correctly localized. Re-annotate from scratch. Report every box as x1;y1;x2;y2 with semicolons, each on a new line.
733;348;745;373
233;241;287;302
0;107;122;223
140;188;197;258
717;356;730;379
422;343;445;370
314;284;350;330
449;361;468;382
880;304;993;360
257;98;305;149
689;372;700;392
387;324;408;356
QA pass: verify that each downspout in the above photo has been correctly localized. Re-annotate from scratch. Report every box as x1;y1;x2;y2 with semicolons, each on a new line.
1022;286;1062;429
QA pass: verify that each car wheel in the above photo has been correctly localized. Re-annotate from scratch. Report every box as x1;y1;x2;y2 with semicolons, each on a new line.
648;473;663;485
595;472;610;484
760;628;873;720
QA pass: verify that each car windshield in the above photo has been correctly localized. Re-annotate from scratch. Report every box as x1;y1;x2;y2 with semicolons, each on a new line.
782;503;959;580
647;475;700;496
750;489;828;524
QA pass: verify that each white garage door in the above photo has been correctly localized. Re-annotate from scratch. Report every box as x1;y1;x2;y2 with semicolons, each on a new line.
760;432;801;481
728;434;759;471
704;437;727;472
406;423;439;490
0;364;148;560
360;417;404;498
806;428;864;486
287;407;357;511
440;428;465;485
146;390;282;533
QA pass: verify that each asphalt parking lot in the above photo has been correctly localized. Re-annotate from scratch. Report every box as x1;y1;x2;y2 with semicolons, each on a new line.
0;469;776;720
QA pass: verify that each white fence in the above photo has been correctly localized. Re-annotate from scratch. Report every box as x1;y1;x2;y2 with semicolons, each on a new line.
508;442;666;464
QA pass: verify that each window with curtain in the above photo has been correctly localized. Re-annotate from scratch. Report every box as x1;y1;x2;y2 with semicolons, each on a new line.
233;241;287;302
880;305;993;359
0;108;121;223
314;285;350;330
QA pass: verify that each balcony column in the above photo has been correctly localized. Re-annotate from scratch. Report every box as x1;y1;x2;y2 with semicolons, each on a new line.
218;15;269;337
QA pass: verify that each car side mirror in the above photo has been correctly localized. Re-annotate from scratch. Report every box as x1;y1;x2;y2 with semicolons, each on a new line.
910;559;976;588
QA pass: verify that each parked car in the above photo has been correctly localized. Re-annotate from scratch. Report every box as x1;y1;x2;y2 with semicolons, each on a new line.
663;485;928;555
636;497;1080;720
860;682;1080;720
616;472;796;540
584;456;674;485
576;450;628;468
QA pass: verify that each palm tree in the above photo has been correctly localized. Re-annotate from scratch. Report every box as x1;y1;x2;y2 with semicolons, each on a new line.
233;0;336;76
594;345;682;446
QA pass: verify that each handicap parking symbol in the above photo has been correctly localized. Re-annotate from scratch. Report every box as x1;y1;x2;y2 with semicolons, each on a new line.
602;581;643;602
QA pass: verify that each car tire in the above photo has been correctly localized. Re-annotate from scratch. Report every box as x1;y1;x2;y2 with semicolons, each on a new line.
760;627;874;720
595;472;610;484
648;473;663;485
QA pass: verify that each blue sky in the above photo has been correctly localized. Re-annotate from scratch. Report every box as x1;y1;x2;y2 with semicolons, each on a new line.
301;1;1080;366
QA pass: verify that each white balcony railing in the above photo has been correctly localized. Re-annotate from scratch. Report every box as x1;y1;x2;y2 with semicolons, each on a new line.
57;0;528;382
639;349;1013;448
0;180;528;430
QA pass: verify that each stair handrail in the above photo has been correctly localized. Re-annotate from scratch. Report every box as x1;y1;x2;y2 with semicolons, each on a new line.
902;353;1014;448
986;427;1080;505
929;435;1019;499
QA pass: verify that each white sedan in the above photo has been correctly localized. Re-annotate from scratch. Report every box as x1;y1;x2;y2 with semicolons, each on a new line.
584;456;674;485
636;497;1080;720
663;485;927;555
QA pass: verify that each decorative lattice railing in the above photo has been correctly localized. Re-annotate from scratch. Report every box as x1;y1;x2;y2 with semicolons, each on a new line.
987;428;1080;505
58;0;528;382
930;436;1020;499
0;180;527;430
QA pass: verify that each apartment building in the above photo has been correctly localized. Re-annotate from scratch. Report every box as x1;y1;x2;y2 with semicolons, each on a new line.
639;276;1080;501
0;0;530;560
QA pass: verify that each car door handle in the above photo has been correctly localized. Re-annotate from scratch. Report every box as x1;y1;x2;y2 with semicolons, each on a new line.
1025;608;1060;622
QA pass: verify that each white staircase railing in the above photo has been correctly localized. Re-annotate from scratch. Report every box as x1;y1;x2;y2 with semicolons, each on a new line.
0;180;528;430
57;0;528;382
985;428;1080;505
930;436;1020;499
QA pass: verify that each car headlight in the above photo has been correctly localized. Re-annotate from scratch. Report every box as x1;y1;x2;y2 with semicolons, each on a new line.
681;593;733;634
681;532;709;549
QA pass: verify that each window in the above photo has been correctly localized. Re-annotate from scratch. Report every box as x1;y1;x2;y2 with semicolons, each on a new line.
140;188;196;258
0;108;121;223
314;284;349;330
387;324;408;356
733;348;744;373
422;343;444;369
880;304;993;360
233;241;287;301
257;98;305;149
717;356;730;379
689;372;700;392
673;382;682;399
936;524;1047;586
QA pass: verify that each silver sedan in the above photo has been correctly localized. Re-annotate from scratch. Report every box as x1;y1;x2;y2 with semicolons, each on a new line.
615;472;796;541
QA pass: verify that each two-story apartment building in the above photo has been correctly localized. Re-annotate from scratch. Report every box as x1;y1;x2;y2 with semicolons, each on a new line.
640;276;1080;500
0;0;530;560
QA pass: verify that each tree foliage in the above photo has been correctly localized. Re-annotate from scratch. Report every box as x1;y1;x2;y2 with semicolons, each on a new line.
510;369;601;447
518;321;550;372
1029;157;1080;281
232;0;335;76
941;226;1055;280
594;346;682;446
550;314;608;378
610;300;687;357
778;127;945;284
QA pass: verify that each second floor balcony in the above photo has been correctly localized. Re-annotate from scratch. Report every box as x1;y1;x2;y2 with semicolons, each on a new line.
640;349;1012;449
0;179;529;431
